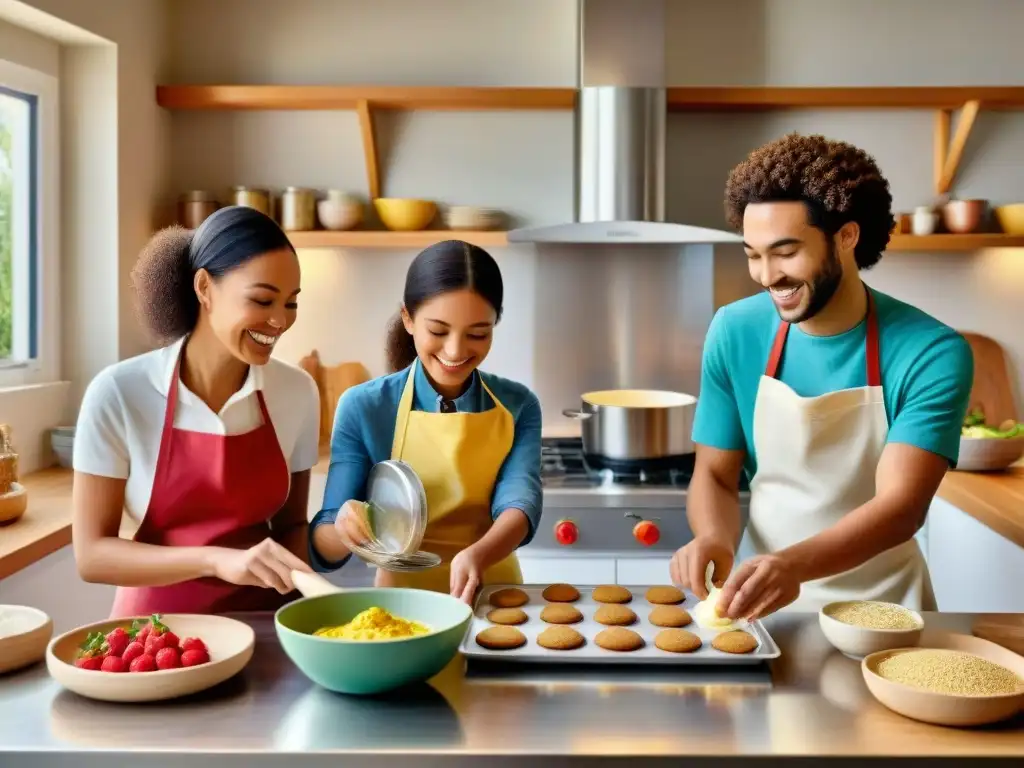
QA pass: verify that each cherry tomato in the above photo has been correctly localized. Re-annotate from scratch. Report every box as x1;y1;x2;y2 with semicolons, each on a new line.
633;520;660;546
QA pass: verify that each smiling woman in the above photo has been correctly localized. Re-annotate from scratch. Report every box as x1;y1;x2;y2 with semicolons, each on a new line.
71;206;319;619
310;240;543;605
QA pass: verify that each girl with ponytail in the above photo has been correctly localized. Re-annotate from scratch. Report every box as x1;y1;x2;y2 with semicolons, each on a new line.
310;240;543;604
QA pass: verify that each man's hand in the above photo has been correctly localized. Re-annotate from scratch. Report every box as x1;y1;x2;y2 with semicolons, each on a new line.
669;536;735;600
717;554;801;620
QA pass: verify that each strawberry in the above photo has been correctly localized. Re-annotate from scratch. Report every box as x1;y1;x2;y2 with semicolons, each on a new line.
101;656;126;673
180;648;209;667
135;624;152;644
105;630;130;658
180;637;207;654
155;647;181;670
75;655;104;671
162;631;181;650
121;641;145;665
129;653;157;673
145;633;170;655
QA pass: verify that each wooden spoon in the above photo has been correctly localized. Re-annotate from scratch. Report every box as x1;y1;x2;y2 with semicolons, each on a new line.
291;571;342;598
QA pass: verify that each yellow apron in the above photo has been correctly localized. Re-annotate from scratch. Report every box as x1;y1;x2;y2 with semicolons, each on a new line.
375;360;523;593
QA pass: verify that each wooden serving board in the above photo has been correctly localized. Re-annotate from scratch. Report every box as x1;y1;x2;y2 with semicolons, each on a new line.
960;332;1018;425
972;614;1024;657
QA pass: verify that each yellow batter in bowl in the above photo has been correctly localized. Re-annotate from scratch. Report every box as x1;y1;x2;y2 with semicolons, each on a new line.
313;606;430;641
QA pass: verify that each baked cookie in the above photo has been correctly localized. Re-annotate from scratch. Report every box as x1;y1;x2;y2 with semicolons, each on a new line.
540;604;584;624
645;586;685;605
475;626;527;650
711;630;759;654
542;583;580;602
648;605;692;628
488;587;529;608
591;585;632;604
594;604;637;626
537;626;585;650
654;629;702;654
486;607;529;626
595;627;645;652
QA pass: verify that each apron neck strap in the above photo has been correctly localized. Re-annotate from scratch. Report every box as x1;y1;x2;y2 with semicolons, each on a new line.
764;287;881;387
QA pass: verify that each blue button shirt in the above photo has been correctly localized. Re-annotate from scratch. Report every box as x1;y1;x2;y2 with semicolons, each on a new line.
309;363;544;572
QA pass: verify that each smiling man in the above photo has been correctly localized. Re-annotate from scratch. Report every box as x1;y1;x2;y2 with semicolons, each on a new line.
669;133;973;619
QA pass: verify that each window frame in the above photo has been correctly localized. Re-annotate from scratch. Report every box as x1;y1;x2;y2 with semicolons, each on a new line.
0;56;59;389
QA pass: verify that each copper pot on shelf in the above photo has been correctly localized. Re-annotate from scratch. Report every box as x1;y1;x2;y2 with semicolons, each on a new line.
941;199;988;234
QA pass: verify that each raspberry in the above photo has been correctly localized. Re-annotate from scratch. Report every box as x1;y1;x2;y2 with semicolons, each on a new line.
180;648;210;667
155;647;181;670
180;637;207;654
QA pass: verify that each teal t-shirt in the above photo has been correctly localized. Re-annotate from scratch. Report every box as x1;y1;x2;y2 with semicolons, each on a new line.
692;287;974;483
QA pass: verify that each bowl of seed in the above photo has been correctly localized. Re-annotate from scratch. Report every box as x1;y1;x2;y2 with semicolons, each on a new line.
819;600;924;659
862;630;1024;727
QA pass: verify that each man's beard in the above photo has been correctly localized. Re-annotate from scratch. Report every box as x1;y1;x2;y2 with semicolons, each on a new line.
772;241;843;324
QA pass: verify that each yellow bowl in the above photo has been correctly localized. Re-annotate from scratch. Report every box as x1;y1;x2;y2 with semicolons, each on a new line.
373;198;437;231
994;203;1024;235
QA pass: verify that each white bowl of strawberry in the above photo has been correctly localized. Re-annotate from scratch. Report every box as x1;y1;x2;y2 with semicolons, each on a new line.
46;613;255;702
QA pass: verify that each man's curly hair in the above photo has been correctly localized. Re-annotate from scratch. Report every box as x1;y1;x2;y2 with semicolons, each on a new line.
724;133;895;270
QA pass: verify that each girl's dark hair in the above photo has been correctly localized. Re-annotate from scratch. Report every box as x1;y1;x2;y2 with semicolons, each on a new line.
386;240;504;372
130;205;295;344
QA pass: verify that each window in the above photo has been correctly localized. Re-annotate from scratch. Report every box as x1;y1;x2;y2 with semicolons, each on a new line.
0;58;57;387
0;83;38;364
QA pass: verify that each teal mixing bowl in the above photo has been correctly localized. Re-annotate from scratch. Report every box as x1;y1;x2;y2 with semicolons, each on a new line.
274;588;472;695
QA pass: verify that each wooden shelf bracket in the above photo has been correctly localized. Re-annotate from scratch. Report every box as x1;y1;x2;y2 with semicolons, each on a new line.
933;100;981;197
356;99;381;200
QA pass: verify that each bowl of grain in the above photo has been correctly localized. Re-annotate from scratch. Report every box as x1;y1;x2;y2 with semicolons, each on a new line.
862;630;1024;727
819;600;924;659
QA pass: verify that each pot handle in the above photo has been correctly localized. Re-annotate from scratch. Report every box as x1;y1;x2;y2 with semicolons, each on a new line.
562;408;592;420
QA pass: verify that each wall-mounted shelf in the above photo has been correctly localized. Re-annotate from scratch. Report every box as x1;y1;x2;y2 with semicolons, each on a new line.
666;86;1024;111
888;234;1024;252
158;84;1024;250
157;85;573;201
667;86;1024;199
156;85;575;111
285;230;509;249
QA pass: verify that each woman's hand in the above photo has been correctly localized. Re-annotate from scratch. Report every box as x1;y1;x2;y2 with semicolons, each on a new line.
449;545;486;604
332;500;373;550
209;538;312;594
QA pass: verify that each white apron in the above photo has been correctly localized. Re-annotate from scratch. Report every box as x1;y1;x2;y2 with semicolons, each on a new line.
745;291;935;612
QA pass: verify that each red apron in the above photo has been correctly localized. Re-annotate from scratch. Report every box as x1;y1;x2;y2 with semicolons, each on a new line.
109;352;293;618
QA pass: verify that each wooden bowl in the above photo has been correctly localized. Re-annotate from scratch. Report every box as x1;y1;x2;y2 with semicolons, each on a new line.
46;614;255;702
862;630;1024;727
0;605;53;674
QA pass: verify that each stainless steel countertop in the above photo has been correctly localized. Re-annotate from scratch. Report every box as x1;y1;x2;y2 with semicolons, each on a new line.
1;612;1021;766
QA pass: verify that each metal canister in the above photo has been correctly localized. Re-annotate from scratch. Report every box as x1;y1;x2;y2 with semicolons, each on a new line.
230;186;272;217
280;187;317;231
177;191;220;229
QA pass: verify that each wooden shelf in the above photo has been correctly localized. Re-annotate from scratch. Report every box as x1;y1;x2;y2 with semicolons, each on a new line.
156;85;575;111
666;87;1024;111
887;234;1024;251
285;230;509;249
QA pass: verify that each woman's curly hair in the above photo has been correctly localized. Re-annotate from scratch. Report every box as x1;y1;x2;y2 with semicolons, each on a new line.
130;225;198;344
724;133;895;270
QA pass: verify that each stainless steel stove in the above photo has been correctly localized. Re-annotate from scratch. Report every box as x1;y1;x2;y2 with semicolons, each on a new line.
517;437;750;587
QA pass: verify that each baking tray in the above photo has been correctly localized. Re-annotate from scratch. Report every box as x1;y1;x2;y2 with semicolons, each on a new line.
458;584;781;666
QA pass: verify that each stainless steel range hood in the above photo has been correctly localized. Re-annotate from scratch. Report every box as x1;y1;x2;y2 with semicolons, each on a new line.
507;0;740;245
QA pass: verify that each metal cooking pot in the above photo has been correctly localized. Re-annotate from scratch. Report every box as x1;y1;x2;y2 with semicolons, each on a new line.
563;389;697;462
